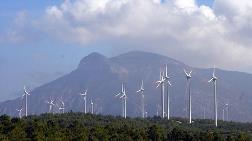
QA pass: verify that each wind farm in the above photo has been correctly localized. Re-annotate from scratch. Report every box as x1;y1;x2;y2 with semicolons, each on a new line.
1;50;252;130
1;51;252;124
1;0;252;140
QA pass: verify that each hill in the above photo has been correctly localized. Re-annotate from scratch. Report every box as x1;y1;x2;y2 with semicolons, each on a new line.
1;51;252;122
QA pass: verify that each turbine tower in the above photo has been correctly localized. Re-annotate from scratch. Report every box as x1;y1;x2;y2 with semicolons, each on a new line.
156;104;160;116
164;65;172;120
225;103;229;121
22;86;30;117
203;107;206;120
16;108;23;118
208;66;218;127
90;99;94;114
156;68;165;118
46;97;55;113
136;80;145;118
184;69;192;123
222;105;225;121
80;89;88;114
115;83;125;117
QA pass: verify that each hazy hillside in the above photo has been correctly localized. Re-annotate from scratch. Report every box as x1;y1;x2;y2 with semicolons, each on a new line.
1;51;252;122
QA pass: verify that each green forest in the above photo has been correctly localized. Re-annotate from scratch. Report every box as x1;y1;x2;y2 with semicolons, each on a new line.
0;112;252;141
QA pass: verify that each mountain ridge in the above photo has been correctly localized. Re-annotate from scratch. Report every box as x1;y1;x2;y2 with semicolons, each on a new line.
0;51;252;122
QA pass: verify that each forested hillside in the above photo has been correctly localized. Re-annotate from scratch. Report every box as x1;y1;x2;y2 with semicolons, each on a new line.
0;113;251;141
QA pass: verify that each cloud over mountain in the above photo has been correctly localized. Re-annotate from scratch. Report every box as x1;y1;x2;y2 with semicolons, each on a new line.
3;0;252;72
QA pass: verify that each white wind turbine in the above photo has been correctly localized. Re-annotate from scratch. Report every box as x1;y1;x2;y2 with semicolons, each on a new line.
156;68;165;118
115;83;125;117
184;69;192;123
120;87;127;118
208;66;218;127
164;65;172;120
22;86;31;117
136;80;145;118
46;97;56;113
80;89;88;114
16;108;23;118
57;97;65;114
90;99;94;114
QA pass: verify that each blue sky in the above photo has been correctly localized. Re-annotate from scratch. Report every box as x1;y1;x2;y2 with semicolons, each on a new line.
2;0;252;101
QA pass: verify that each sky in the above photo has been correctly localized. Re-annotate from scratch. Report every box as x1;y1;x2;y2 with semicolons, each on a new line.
1;0;252;101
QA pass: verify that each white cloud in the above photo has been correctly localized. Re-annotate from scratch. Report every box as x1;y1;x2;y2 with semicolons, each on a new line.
4;0;252;72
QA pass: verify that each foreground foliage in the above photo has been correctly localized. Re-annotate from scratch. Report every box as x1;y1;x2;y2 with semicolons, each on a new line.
0;113;251;141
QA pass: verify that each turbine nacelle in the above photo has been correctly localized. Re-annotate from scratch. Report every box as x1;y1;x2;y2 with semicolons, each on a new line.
208;74;218;82
119;93;127;99
115;83;126;98
136;80;144;93
22;86;31;98
80;89;88;96
46;97;56;106
16;108;23;112
184;69;192;80
156;77;165;88
208;66;218;83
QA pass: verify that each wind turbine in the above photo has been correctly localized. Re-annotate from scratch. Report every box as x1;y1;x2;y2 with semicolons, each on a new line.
136;80;145;118
80;89;88;114
57;97;65;114
115;83;125;118
120;87;127;119
90;99;94;114
208;66;218;127
156;69;165;118
164;65;172;120
16;108;23;118
184;69;192;123
46;97;55;113
22;86;30;117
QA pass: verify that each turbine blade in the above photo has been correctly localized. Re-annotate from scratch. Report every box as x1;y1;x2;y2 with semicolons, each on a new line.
189;71;192;75
213;65;216;76
183;69;187;75
115;93;121;97
208;78;213;83
165;65;168;77
121;83;124;92
168;81;172;86
120;94;125;99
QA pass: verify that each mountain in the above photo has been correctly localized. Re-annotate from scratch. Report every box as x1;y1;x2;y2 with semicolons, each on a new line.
0;51;252;122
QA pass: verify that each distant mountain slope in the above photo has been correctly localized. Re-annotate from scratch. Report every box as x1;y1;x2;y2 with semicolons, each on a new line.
1;51;252;122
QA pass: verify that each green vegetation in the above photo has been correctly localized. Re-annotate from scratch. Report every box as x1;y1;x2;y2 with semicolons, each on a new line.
0;113;251;141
